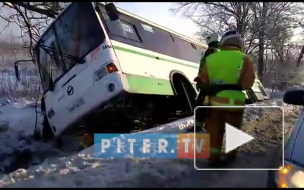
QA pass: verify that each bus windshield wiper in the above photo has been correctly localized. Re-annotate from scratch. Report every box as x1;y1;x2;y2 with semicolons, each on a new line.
39;44;84;63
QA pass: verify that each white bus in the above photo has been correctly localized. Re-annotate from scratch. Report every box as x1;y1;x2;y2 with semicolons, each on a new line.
15;2;268;139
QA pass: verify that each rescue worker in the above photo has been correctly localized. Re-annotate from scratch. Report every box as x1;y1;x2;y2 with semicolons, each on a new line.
197;32;220;86
192;33;220;133
196;30;255;167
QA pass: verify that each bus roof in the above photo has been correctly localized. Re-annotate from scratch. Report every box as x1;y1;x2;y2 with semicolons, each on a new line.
99;2;208;49
36;2;208;49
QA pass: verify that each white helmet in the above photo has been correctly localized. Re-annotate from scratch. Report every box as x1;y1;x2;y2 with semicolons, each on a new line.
206;33;220;44
219;30;244;50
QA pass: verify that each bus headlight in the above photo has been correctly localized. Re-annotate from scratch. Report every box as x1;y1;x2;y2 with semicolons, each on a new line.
93;63;118;82
276;161;304;188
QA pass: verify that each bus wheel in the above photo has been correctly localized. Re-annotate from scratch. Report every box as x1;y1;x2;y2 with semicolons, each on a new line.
42;115;55;140
181;80;194;111
55;137;63;149
246;89;259;104
172;73;196;113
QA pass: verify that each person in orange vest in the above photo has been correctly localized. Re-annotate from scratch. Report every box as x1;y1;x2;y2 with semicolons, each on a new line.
196;33;220;90
191;33;220;133
196;30;255;167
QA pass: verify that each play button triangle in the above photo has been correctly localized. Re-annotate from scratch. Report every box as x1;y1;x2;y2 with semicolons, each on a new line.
225;123;255;154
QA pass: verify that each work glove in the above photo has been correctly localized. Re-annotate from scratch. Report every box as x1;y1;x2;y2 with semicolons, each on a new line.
194;76;204;91
194;76;202;83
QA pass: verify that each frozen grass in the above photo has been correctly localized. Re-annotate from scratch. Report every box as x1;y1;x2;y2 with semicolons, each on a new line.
239;104;300;153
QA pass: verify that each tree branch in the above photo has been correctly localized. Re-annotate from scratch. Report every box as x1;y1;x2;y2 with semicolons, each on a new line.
11;2;58;18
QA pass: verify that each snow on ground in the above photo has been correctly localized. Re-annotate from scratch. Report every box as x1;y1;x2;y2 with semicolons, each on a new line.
265;86;304;100
0;99;61;175
0;99;300;187
265;88;284;99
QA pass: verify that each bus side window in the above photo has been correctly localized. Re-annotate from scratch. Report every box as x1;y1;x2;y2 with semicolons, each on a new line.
191;43;196;50
102;13;126;37
170;34;174;42
198;47;206;60
101;12;141;43
120;20;141;42
138;24;173;57
175;37;200;63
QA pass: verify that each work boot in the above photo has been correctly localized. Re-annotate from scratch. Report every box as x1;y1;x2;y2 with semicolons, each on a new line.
207;156;221;168
208;156;237;168
220;155;237;166
80;134;94;148
208;161;221;168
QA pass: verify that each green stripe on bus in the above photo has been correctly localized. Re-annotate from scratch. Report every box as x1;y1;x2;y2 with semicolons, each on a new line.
113;45;198;69
126;74;174;95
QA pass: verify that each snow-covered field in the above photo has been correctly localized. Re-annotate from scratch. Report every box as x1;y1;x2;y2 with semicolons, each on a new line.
0;98;300;187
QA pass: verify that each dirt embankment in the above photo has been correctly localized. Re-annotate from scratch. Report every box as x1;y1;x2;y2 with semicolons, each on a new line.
239;104;300;154
0;100;301;188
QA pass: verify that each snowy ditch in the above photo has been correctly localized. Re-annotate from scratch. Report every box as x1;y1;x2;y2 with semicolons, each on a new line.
0;99;62;175
0;98;301;187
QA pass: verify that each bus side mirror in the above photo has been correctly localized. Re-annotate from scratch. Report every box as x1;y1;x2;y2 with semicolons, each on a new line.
105;3;119;21
49;77;55;92
14;63;20;82
283;90;304;106
14;59;34;82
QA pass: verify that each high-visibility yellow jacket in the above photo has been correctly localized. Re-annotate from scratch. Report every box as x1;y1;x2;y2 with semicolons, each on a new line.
201;47;255;107
198;48;220;76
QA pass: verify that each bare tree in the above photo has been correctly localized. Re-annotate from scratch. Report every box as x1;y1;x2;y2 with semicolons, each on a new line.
171;2;303;83
170;2;251;39
0;2;68;58
255;2;268;81
296;14;304;67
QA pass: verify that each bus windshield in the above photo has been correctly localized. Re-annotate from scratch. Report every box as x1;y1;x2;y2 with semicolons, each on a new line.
34;2;106;92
